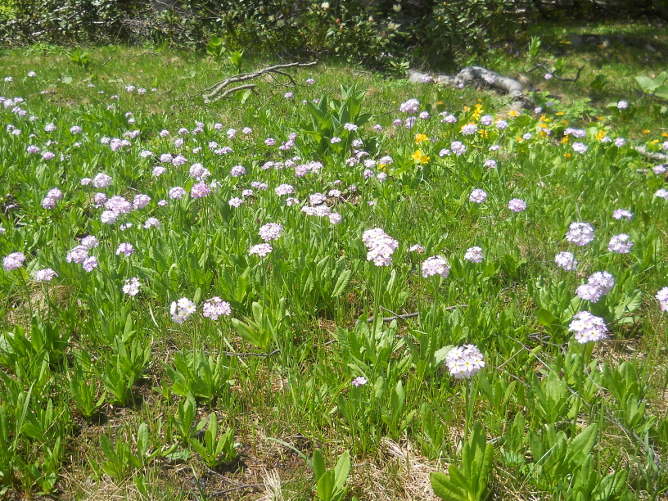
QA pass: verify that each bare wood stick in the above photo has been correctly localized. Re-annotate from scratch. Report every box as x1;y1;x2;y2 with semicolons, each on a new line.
635;145;668;162
206;84;257;104
527;63;585;82
202;60;318;103
367;304;468;322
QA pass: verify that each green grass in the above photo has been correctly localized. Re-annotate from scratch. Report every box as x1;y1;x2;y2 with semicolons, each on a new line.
0;19;668;500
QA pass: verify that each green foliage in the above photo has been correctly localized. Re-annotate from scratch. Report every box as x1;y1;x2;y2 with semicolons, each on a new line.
230;299;286;352
311;450;351;501
430;423;494;501
635;72;668;100
189;413;239;468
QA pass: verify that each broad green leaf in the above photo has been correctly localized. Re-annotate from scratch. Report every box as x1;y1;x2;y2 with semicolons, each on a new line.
430;472;468;501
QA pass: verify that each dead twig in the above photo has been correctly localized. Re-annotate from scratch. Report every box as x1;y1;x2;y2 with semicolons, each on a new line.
202;61;318;104
635;145;668;162
209;483;264;496
527;63;585;83
367;304;468;322
211;83;258;101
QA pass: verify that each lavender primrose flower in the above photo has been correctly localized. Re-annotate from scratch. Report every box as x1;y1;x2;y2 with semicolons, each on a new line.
116;243;135;257
464;247;484;263
469;189;487;203
34;268;58;281
202;297;232;320
170;297;196;324
259;223;284;241
249;243;273;257
612;209;633;221
122;277;140;296
446;345;485;378
568;311;607;343
421;255;450;278
608;234;633;254
555;251;578;271
191;183;210;199
144;217;160;229
451;141;466;156
572;142;588;154
565;222;595;246
351;376;368;387
399;98;419;114
3;252;26;271
508;198;526;212
362;228;398;267
82;256;98;272
656;287;668;311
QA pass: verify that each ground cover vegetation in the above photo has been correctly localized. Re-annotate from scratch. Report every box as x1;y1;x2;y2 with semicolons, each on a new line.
1;12;668;501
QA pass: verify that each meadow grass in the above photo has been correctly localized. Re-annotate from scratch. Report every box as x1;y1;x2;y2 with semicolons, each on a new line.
1;20;668;500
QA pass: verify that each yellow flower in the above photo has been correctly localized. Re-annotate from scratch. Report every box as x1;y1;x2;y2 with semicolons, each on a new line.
564;153;572;158
412;150;429;164
508;110;518;116
562;119;568;125
414;133;429;144
595;130;606;140
556;111;565;116
561;135;569;144
464;106;471;112
643;129;650;134
652;139;660;144
437;101;443;105
662;132;668;137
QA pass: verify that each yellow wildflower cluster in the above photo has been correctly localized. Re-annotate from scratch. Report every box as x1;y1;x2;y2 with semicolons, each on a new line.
414;133;429;144
412;150;430;164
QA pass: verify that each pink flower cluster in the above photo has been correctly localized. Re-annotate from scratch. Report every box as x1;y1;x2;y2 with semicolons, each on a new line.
362;228;398;267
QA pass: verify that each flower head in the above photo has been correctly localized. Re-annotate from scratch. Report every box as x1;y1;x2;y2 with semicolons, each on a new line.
3;252;26;271
555;251;577;271
464;246;483;263
116;243;135;257
656;287;668;312
34;268;58;281
202;297;232;320
446;345;485;378
508;198;526;212
122;277;141;296
565;222;595;246
259;223;284;241
399;99;419;114
608;234;633;254
469;188;487;203
170;297;196;324
362;228;399;267
568;311;607;343
249;243;273;257
421;255;450;278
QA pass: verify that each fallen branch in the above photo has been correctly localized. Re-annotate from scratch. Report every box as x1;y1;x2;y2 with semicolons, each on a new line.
635;145;668;162
409;66;523;97
527;63;585;83
202;61;318;104
367;304;468;323
408;66;535;112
